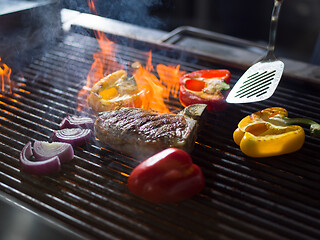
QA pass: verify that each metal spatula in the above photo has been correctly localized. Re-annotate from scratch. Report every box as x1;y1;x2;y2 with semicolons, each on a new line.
226;0;284;104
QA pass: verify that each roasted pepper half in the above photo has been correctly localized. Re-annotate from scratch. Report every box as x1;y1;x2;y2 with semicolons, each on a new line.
179;69;231;112
88;70;142;112
128;148;205;203
233;107;320;158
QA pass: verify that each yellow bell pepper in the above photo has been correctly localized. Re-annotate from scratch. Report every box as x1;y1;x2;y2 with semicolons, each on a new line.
88;70;142;112
233;107;320;158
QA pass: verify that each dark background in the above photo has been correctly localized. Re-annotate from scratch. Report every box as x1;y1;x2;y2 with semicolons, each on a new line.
52;0;320;64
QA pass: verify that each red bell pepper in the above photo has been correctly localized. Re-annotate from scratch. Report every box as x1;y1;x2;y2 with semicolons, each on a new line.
179;69;231;112
127;148;205;203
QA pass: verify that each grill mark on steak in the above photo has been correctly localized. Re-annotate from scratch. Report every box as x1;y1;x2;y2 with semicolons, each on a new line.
95;104;207;159
100;109;188;142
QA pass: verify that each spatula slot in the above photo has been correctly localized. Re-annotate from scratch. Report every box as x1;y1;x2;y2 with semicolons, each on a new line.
242;70;276;86
235;70;276;98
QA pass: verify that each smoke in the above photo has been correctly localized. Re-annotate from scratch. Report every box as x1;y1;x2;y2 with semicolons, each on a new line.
63;0;166;30
0;1;62;71
62;0;90;14
98;0;164;29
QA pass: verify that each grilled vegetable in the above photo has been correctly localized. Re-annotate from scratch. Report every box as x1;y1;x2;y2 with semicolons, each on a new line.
33;141;74;163
60;116;94;129
179;70;231;112
128;148;205;203
20;141;74;175
94;104;207;159
88;70;142;112
233;107;320;157
51;128;93;147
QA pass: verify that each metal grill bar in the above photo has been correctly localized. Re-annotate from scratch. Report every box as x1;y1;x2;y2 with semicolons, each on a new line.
0;32;319;239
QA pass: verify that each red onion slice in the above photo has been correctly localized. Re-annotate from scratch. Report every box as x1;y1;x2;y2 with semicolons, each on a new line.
20;142;61;175
51;128;93;147
33;141;74;163
60;116;94;129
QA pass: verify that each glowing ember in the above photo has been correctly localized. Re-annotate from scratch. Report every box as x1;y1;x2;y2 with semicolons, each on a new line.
0;58;12;94
78;0;185;113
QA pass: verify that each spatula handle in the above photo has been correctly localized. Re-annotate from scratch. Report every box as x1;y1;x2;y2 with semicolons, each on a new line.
265;0;284;61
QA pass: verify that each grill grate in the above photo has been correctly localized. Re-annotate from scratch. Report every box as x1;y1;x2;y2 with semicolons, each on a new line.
0;32;320;239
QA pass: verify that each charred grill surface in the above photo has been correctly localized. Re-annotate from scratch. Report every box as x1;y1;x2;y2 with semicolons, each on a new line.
0;32;319;240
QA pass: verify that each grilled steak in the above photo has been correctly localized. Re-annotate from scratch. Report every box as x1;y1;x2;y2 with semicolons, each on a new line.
94;104;207;159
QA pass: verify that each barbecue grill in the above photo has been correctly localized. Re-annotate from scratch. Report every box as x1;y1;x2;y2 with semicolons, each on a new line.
1;3;320;240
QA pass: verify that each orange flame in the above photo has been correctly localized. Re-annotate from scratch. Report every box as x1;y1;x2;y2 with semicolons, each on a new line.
133;52;184;113
134;52;167;112
77;0;122;110
157;64;183;99
78;0;184;113
77;32;122;110
0;58;12;94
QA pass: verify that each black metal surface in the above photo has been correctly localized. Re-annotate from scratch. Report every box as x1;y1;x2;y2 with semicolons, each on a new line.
1;32;320;240
0;0;61;62
0;191;85;240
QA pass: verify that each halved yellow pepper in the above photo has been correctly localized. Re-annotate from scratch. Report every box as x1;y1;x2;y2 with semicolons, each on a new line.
88;70;142;112
234;107;320;158
98;87;118;100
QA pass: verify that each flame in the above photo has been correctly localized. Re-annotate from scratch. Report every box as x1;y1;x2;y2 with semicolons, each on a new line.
77;0;122;110
78;0;184;113
87;0;97;12
0;58;12;94
133;52;184;113
134;52;168;112
77;33;122;110
157;64;183;99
